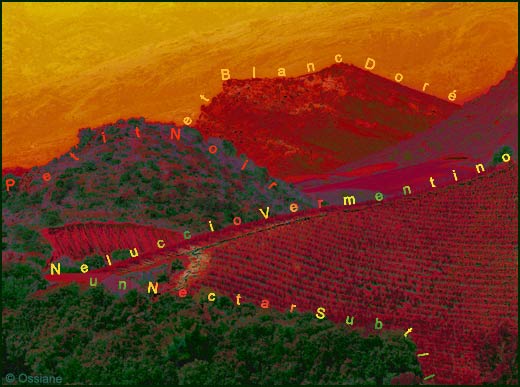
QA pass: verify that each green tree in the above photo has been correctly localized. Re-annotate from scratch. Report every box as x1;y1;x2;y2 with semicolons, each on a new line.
171;259;184;272
222;140;237;157
77;128;96;151
9;225;51;254
40;210;63;227
492;145;514;165
81;160;97;172
2;263;47;309
111;249;129;261
119;171;131;185
83;254;104;269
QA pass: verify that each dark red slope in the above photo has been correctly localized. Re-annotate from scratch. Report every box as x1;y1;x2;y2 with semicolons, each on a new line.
183;164;516;384
196;63;459;179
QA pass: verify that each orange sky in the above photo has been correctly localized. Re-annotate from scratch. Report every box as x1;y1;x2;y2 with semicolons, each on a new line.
2;2;518;169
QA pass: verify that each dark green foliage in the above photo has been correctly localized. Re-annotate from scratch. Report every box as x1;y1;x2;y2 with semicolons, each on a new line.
28;189;45;205
184;126;203;144
146;160;160;172
221;200;242;224
119;171;131;185
157;273;169;283
127;117;145;127
77;128;96;151
52;176;76;205
492;146;514;165
222;140;237;157
75;186;88;201
81;160;97;172
59;167;81;179
2;263;47;309
114;195;131;208
171;259;184;272
83;254;104;269
101;152;121;165
111;249;129;261
3;175;21;205
40;210;63;227
2;220;8;251
106;126;122;136
4;192;30;212
2;285;422;385
88;200;105;209
8;225;52;254
150;176;164;191
252;166;269;183
166;206;178;217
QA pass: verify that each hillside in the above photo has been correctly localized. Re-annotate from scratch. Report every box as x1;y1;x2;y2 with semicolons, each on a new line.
195;62;459;179
296;58;518;202
2;117;312;233
191;164;518;385
48;163;518;384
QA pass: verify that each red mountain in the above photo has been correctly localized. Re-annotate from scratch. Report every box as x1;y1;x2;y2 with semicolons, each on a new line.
196;63;459;179
46;162;518;384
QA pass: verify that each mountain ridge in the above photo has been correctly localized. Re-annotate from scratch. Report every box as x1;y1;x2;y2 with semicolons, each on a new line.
195;62;459;179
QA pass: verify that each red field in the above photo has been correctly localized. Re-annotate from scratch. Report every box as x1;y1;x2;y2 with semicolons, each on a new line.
41;222;182;263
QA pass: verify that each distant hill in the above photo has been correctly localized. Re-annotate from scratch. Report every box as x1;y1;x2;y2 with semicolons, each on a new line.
196;62;459;179
1;166;30;177
2;118;313;262
47;163;518;385
297;58;518;202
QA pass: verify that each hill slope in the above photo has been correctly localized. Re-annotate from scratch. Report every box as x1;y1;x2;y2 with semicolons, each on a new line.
196;62;459;179
188;163;518;384
296;58;518;202
50;163;518;384
2;118;312;233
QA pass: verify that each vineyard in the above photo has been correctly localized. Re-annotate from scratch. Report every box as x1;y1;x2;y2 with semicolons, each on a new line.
43;163;518;384
181;163;518;384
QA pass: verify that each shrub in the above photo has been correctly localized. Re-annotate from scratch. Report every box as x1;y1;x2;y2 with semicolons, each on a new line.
40;210;63;227
111;249;129;261
9;225;51;254
119;171;131;185
83;254;104;269
127;117;145;127
157;273;169;283
492;146;514;165
147;160;160;172
77;128;96;151
171;259;184;272
184;127;203;144
81;161;97;172
222;140;237;157
2;263;47;309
